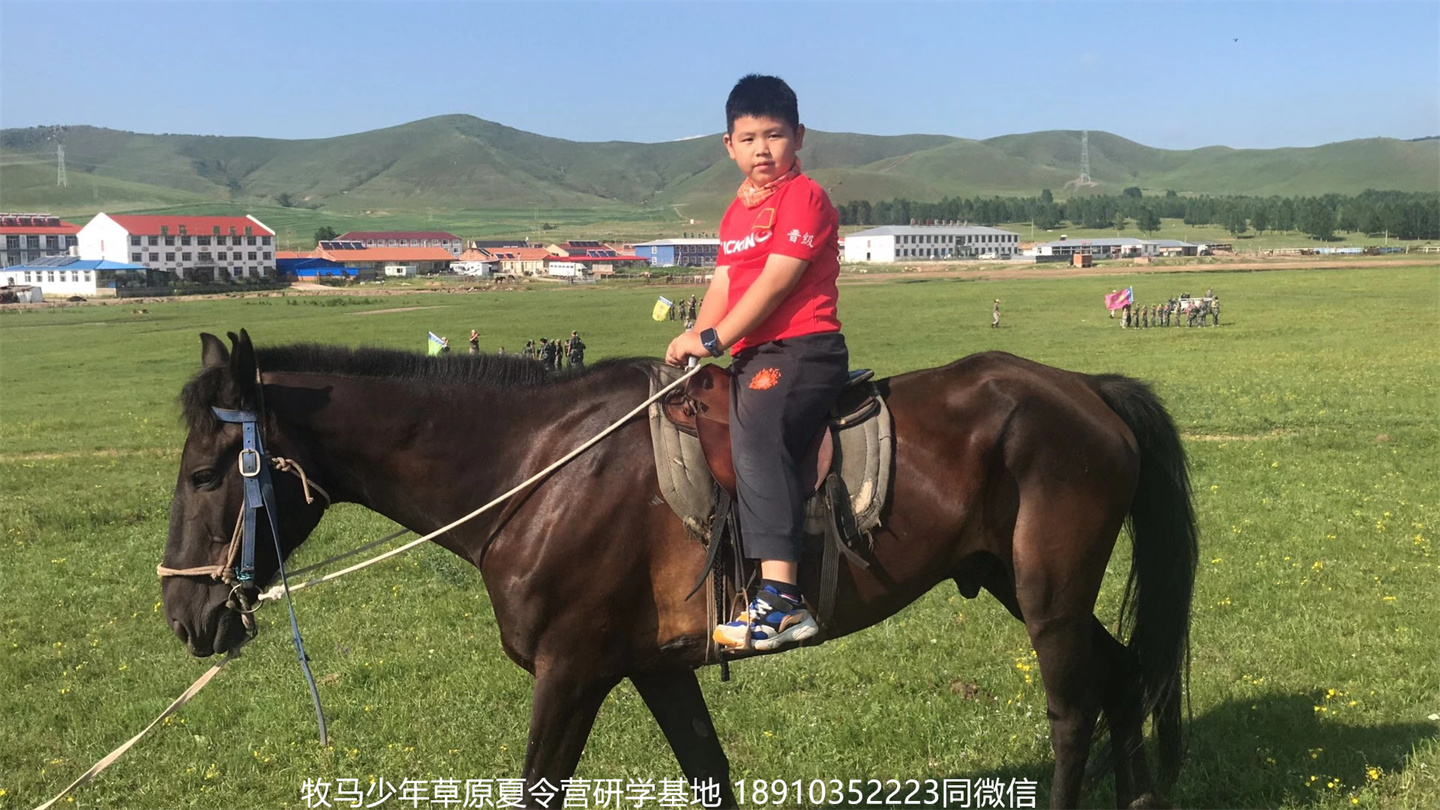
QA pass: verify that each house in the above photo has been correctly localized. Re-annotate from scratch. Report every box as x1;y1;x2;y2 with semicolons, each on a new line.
310;241;454;274
76;213;276;281
1;256;161;297
452;248;499;277
1034;237;1200;259
543;254;649;277
338;231;464;257
275;253;358;279
842;225;1021;263
1;213;81;267
629;238;721;268
488;248;552;277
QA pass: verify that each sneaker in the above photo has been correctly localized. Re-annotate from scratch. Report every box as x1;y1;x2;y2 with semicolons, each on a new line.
713;586;819;652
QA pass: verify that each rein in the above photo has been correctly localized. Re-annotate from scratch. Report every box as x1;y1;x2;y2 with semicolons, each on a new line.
156;393;331;746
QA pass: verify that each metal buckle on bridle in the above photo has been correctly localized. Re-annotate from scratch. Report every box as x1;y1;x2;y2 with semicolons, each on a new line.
238;447;262;478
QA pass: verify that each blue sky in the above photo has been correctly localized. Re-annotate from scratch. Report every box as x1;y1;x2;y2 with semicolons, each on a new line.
2;1;1436;150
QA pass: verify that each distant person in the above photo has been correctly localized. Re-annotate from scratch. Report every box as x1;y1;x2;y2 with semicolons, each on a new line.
992;299;1000;329
497;346;506;356
567;331;586;369
522;339;535;360
1211;297;1220;326
539;337;555;368
469;329;480;355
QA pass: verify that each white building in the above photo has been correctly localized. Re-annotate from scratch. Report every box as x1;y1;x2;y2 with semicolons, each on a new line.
843;225;1021;263
77;214;276;281
1;257;158;298
2;213;81;267
1034;237;1199;259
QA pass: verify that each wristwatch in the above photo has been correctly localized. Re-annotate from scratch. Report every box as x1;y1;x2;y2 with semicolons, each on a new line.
699;328;724;357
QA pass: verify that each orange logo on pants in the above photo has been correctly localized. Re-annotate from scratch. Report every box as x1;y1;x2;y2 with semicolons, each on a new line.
749;368;782;390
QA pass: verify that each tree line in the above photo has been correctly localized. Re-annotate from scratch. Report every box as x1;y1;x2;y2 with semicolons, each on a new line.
836;189;1440;241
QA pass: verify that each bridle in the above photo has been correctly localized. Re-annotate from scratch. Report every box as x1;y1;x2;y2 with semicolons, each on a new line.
156;374;333;744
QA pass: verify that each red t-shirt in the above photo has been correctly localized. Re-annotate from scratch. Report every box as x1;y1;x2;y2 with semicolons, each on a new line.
718;173;841;353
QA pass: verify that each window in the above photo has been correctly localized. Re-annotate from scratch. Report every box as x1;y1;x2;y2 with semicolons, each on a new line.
197;235;211;246
248;251;257;261
263;252;272;260
131;252;142;262
166;252;175;261
47;271;56;282
165;236;175;246
24;271;32;282
66;236;77;248
149;252;159;261
148;236;159;246
46;235;59;250
182;252;192;261
5;236;17;249
262;236;272;246
198;252;212;262
218;252;227;260
182;236;192;246
84;271;92;281
247;236;257;246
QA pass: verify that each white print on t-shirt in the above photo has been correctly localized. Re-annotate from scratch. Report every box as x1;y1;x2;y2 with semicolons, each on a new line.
787;229;815;247
721;229;772;255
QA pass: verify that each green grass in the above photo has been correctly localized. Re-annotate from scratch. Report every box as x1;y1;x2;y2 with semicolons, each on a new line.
2;264;1437;808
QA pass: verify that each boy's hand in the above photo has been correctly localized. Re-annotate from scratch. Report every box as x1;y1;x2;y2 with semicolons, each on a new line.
665;331;709;367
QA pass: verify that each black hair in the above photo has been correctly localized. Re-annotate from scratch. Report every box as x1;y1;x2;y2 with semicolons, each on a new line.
726;74;799;134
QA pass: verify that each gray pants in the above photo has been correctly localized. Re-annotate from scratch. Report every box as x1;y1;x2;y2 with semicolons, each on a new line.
729;333;849;562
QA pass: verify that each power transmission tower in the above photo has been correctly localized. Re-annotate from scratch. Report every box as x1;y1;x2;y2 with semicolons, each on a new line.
1065;130;1098;190
56;143;68;187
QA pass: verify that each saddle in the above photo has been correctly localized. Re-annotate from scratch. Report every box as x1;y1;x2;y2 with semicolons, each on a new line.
660;364;880;496
647;362;894;660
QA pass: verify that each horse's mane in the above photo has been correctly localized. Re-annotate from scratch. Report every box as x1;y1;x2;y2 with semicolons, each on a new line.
179;343;651;433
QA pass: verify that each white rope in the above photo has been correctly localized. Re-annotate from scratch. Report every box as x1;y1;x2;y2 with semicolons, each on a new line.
32;658;231;810
258;362;702;602
33;363;700;810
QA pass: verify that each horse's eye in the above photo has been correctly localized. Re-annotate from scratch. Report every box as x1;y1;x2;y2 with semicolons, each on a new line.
192;469;217;487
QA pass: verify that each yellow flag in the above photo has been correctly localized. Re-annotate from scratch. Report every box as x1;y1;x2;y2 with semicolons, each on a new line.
651;296;673;322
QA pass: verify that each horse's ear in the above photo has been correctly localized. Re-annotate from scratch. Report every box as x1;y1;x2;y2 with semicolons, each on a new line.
200;333;229;369
227;330;258;405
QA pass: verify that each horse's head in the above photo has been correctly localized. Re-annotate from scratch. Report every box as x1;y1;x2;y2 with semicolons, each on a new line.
161;330;328;656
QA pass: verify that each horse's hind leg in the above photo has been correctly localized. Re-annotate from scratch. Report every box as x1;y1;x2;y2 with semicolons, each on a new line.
522;668;621;806
631;668;739;808
1094;619;1161;809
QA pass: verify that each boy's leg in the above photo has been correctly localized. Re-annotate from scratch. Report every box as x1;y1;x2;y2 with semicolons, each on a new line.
716;333;848;651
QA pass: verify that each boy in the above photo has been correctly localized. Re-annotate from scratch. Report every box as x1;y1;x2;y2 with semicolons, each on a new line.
665;75;848;652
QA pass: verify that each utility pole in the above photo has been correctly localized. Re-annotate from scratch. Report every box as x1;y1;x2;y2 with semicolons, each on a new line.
56;144;68;187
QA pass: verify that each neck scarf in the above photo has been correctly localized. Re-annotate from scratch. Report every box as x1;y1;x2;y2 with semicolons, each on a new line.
737;157;802;209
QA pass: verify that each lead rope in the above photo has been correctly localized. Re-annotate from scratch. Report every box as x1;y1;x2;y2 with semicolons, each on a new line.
40;363;705;810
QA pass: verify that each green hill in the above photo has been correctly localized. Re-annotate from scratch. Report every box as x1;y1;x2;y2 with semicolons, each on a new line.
1;117;1434;222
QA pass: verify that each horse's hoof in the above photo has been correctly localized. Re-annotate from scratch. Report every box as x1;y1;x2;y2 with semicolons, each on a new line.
1127;793;1173;810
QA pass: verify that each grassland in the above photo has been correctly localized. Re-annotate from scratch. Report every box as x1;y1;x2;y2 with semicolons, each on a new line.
2;262;1437;809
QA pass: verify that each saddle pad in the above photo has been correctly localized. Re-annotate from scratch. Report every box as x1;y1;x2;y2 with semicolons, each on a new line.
645;364;893;543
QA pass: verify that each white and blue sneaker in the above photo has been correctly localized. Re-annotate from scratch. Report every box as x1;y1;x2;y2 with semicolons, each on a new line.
713;585;818;652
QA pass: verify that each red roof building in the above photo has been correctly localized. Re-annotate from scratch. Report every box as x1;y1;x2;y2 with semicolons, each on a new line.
76;213;277;281
2;213;82;268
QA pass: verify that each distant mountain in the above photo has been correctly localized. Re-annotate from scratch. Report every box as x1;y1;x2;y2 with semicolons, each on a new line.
2;116;1435;218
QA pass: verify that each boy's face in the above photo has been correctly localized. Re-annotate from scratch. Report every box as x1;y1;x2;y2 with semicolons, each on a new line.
723;115;805;186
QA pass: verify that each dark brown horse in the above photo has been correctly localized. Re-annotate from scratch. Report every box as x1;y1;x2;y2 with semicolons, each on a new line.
161;331;1197;809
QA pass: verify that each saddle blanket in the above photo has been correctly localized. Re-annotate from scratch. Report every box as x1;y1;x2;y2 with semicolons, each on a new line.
645;364;893;543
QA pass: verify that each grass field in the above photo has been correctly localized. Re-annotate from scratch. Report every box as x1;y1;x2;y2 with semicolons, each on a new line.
2;263;1437;809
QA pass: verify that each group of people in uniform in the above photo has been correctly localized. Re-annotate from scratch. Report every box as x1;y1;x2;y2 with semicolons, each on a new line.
667;295;702;329
520;331;587;370
1116;288;1221;329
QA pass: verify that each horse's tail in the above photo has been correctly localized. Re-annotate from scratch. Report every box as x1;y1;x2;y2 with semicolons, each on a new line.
1088;374;1198;790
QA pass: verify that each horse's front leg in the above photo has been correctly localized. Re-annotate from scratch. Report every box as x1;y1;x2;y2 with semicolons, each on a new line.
521;668;621;807
631;668;738;808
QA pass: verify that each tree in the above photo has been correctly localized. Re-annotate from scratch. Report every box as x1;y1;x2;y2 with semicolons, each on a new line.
1040;188;1054;205
314;226;339;243
276;192;295;208
1250;206;1271;235
857;199;872;226
1137;208;1162;235
1034;204;1062;231
1123;186;1143;199
1299;199;1335;241
1113;213;1128;234
1223;206;1248;237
